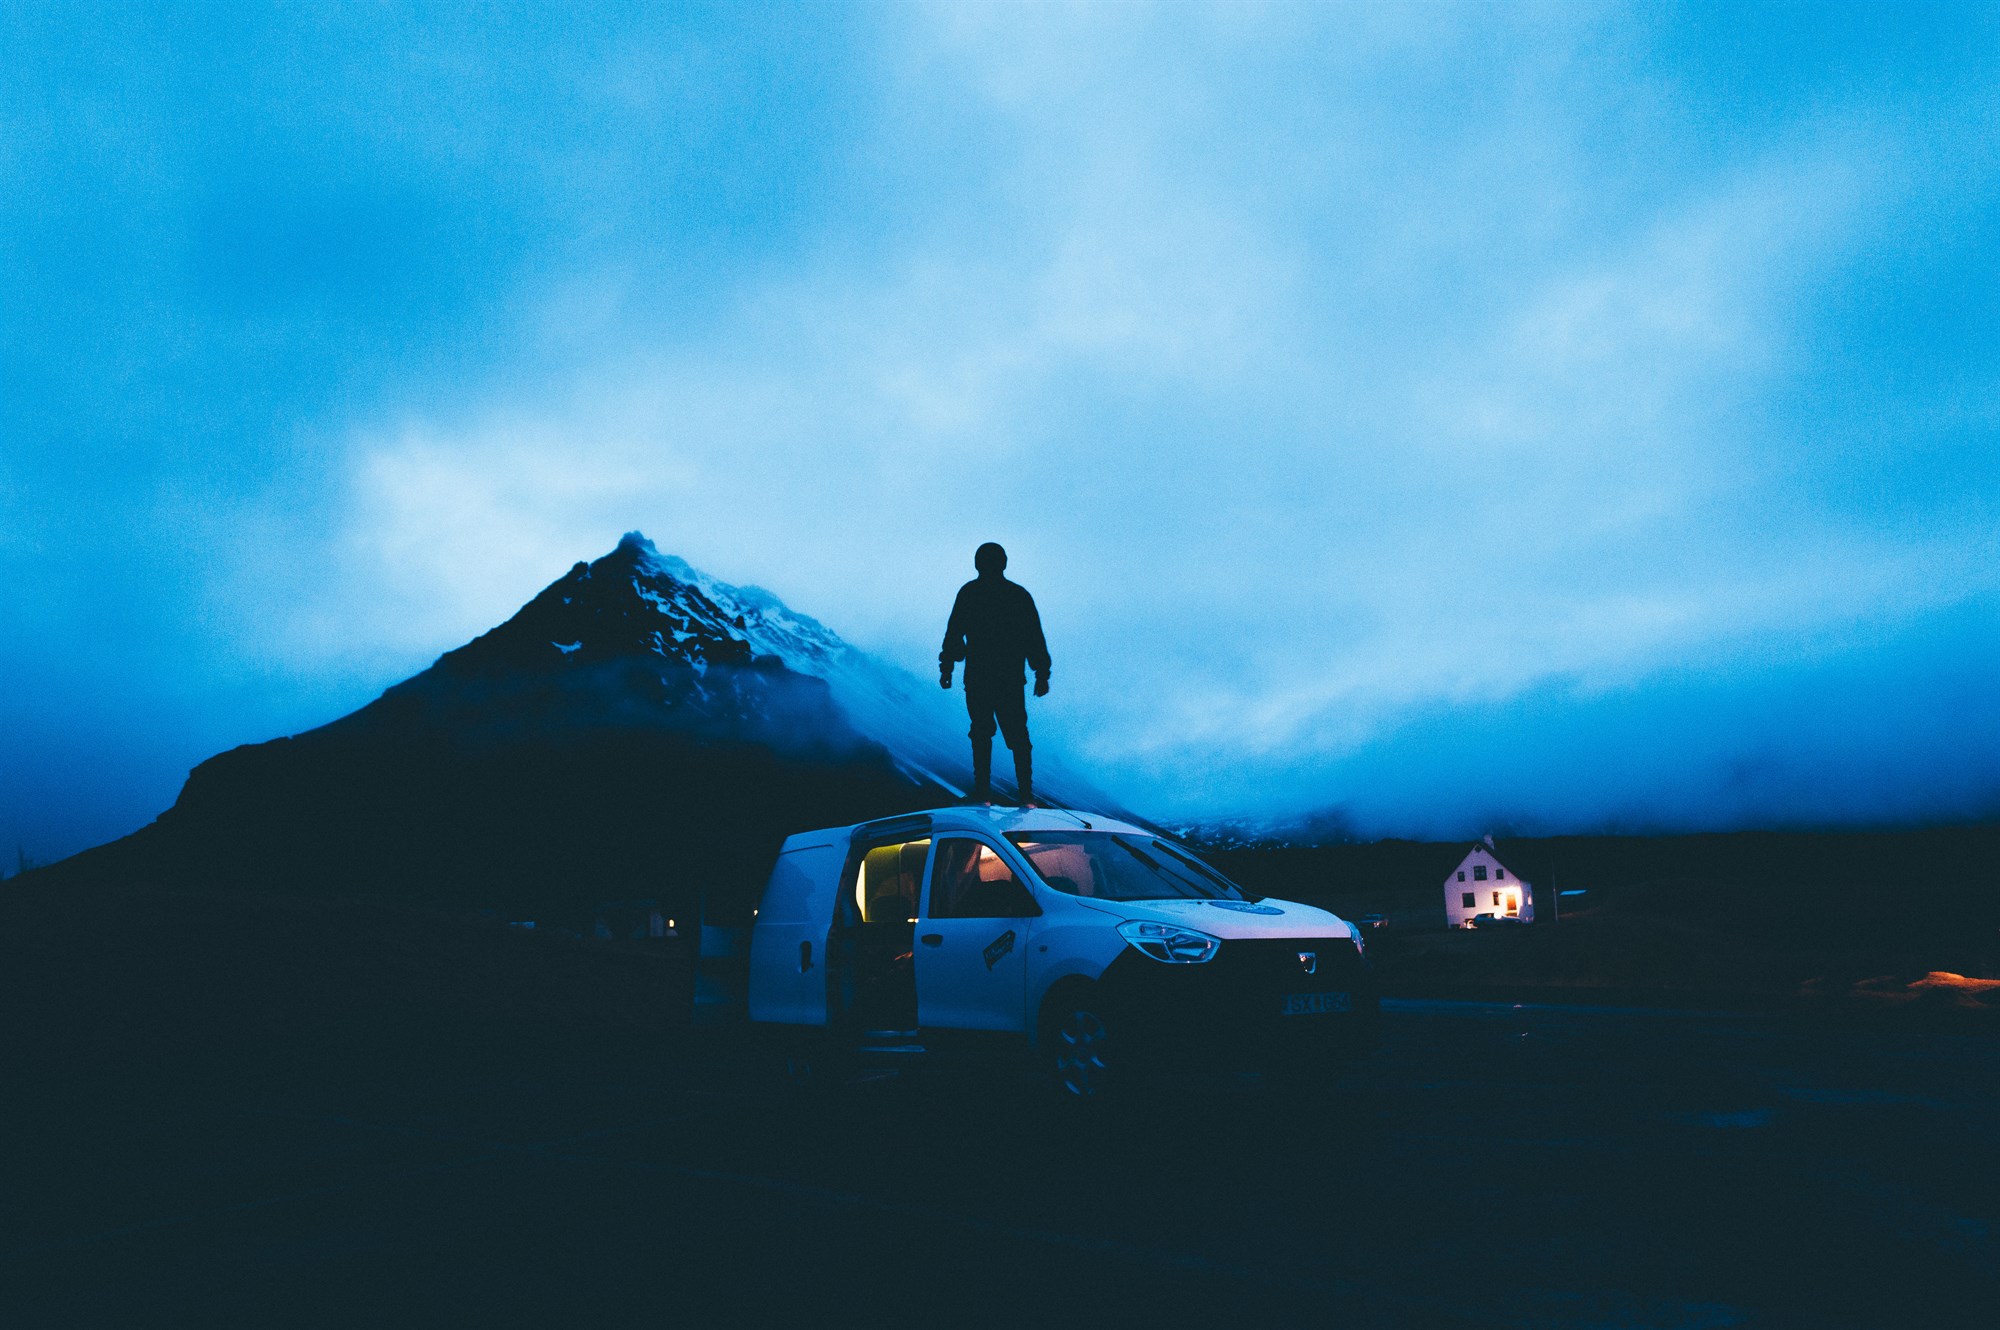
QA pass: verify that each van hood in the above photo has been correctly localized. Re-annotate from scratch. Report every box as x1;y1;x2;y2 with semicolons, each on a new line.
1073;894;1358;942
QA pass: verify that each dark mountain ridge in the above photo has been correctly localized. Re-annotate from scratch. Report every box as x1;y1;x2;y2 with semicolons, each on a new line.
53;535;959;921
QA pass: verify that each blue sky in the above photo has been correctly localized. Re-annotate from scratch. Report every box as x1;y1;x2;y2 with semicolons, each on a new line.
3;1;1996;858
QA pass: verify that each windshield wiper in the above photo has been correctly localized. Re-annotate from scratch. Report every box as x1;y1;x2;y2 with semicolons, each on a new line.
1116;840;1222;899
1152;841;1257;900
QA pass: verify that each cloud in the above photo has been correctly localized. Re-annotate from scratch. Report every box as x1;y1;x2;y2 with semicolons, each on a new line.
5;1;1997;856
266;2;1996;823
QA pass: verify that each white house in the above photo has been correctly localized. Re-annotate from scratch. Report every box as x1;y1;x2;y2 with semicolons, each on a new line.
1445;835;1534;928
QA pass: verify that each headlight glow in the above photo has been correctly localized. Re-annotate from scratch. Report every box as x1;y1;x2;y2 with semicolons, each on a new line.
1117;919;1221;963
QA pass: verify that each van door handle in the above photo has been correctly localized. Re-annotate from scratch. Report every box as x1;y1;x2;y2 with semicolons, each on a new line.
920;934;943;947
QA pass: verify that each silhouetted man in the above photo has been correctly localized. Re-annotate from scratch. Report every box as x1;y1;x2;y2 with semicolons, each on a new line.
940;543;1050;805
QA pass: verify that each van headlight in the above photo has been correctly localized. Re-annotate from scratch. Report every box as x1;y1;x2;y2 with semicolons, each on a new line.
1118;919;1220;964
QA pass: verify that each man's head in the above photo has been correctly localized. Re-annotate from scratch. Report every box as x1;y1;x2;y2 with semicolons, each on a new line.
974;542;1007;576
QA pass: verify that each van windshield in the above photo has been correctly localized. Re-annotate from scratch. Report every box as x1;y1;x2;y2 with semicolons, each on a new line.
1004;832;1256;903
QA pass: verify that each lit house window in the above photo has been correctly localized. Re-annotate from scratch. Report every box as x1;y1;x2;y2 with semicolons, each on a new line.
1473;866;1488;881
1461;892;1475;909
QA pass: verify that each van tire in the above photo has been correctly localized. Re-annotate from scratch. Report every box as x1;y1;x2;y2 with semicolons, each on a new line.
1039;982;1120;1102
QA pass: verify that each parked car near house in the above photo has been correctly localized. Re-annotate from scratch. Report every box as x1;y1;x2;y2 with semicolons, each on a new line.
1357;913;1389;930
746;806;1379;1098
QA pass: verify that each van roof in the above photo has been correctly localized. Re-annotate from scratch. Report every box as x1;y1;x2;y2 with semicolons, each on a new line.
777;806;1151;852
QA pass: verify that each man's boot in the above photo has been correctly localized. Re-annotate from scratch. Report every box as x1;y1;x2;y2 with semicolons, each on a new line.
1014;748;1034;808
970;736;993;803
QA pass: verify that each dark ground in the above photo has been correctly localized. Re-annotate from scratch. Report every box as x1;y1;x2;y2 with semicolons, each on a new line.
3;884;1998;1328
5;1002;1997;1328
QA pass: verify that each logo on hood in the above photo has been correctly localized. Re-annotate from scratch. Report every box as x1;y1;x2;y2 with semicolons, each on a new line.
1205;900;1284;916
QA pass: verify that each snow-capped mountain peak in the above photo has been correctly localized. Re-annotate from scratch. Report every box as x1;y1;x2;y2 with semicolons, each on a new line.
605;532;970;791
619;532;853;676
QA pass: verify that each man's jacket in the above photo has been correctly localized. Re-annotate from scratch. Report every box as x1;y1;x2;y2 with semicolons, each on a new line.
940;575;1051;687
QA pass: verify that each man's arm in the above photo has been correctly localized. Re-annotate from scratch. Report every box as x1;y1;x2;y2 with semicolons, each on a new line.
1024;590;1051;695
939;586;969;687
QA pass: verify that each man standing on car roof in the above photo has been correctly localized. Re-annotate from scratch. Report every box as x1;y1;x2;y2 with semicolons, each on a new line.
940;542;1051;806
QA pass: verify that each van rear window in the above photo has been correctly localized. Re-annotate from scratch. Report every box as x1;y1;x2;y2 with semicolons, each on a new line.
856;839;929;923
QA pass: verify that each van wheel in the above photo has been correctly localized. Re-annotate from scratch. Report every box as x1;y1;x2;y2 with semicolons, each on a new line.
1045;997;1117;1100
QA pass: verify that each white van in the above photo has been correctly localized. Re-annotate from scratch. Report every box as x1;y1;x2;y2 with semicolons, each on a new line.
748;806;1378;1097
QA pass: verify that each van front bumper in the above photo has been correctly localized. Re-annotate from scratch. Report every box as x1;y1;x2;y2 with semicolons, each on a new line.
1095;936;1381;1072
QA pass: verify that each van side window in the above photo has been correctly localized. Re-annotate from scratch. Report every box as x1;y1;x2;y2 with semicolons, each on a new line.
930;840;1036;919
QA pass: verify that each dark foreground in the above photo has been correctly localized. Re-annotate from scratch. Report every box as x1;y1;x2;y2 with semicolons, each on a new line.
6;1001;1996;1329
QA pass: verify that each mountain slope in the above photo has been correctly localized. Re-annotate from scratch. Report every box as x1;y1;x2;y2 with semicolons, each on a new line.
59;537;938;918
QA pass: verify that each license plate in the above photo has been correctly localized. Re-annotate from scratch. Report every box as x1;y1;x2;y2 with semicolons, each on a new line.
1282;991;1351;1016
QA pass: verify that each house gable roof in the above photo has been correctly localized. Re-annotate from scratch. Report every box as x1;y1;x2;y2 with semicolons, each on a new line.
1444;841;1530;886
